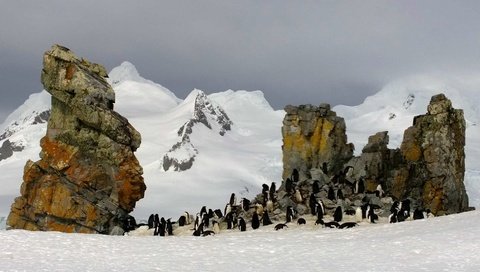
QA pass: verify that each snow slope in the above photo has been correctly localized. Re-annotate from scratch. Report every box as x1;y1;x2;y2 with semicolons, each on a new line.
0;68;478;224
1;210;480;271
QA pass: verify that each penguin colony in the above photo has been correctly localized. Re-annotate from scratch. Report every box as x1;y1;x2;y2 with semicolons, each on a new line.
123;166;435;237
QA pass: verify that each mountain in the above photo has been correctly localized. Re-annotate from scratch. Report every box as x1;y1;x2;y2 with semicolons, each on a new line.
0;69;479;224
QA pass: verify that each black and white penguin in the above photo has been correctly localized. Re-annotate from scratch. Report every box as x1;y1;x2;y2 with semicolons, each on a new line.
413;208;425;220
367;206;378;223
324;221;340;228
337;189;344;200
355;207;363;222
255;203;264;216
312;180;321;194
285;178;294;195
291;169;299;183
315;218;324;226
339;222;358;229
225;212;234;229
193;223;204;236
262;211;273;226
251;212;260;230
328;187;336;201
214;209;223;219
262;191;269;206
200;206;207;218
194;213;201;231
240;198;251;212
166;218;173;235
309;194;318;215
316;207;324;221
297;218;306;225
269;182;277;202
286;206;295;223
361;203;369;219
202;230;215;237
375;184;384;198
389;211;398;223
184;211;191;225
229;193;237;206
178;215;187;227
333;206;343;222
148;214;155;229
355;178;365;194
124;215;137;232
224;203;232;217
238;217;247;232
262;183;269;195
212;220;220;234
274;223;288;231
426;209;435;218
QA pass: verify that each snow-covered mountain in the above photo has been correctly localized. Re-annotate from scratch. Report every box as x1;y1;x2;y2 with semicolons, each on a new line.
0;67;479;224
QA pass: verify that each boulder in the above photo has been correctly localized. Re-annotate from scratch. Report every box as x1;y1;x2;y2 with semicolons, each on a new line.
282;104;353;181
7;45;146;234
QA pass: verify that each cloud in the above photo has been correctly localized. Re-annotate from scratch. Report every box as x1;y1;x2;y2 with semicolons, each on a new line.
1;0;480;123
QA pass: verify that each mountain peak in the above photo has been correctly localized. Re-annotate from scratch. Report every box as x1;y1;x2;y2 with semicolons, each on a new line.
108;61;145;86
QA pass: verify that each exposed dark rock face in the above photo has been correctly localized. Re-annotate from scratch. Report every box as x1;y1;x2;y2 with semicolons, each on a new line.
162;90;233;171
393;94;468;215
275;93;468;220
7;45;146;234
282;103;354;181
0;140;24;161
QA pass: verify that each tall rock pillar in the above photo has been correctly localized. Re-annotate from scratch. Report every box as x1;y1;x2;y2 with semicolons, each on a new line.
7;45;146;234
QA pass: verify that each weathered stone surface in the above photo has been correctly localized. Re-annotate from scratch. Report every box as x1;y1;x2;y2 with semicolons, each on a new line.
7;45;146;234
282;104;353;181
394;94;468;215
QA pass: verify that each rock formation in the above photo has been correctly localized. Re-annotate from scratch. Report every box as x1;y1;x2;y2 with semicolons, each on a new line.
7;45;146;234
274;93;468;221
282;103;353;181
393;94;468;215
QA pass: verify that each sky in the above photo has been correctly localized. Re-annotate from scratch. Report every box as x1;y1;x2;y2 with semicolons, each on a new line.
1;1;480;123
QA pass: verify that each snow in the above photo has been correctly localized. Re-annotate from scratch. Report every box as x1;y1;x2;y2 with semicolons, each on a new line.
1;210;480;271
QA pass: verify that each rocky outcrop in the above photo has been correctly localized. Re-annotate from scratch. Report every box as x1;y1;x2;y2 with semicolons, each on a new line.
7;45;146;234
162;90;233;171
393;94;468;215
282;103;353;181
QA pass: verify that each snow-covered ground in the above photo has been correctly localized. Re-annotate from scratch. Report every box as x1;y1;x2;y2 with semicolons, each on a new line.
1;210;480;271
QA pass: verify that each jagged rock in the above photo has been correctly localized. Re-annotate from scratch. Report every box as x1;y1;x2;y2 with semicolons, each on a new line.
162;90;233;171
0;140;24;161
282;104;353;181
393;94;468;215
7;45;146;234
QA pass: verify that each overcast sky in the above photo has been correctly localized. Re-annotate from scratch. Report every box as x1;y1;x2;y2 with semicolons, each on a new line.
1;1;480;122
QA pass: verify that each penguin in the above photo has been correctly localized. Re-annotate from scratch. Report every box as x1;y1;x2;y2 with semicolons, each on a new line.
375;184;384;198
212;220;220;234
202;212;210;228
266;200;274;212
312;180;321;194
286;206;295;223
225;212;234;230
318;200;326;217
251;212;260;230
389;211;398;223
124;215;137;232
294;189;303;203
240;198;251;212
200;206;207;218
315;218;324;226
339;222;358;229
361;203;369;220
262;183;269;195
355;178;365;194
322;162;328;175
426;209;435;218
178;215;186;227
324;221;340;228
274;223;288;230
333;206;343;222
166;218;173;235
262;211;273;226
391;201;400;213
413;208;425;220
291;169;299;183
328;187;336;201
355;207;363;223
316;208;324;221
309;194;318;215
262;191;269;206
159;217;167;236
285;178;294;195
202;230;215;236
367;206;378;223
184;211;191;225
229;193;236;206
224;203;232;217
148;214;155;229
297;218;306;225
213;209;223;219
337;189;344;200
269;182;277;202
238;217;246;232
154;214;160;229
193;223;204;236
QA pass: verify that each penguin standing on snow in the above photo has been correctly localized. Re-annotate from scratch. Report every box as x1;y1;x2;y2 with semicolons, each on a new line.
309;194;318;215
166;218;173;235
251;212;260;230
224;203;232;217
333;206;343;222
269;182;276;202
148;214;155;229
225;212;235;230
286;206;295;223
212;220;220;234
367;206;378;223
238;217;247;232
262;211;273;226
